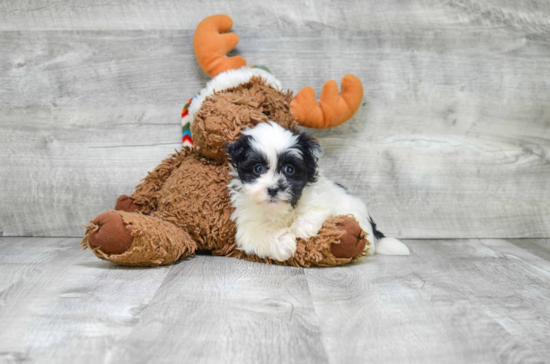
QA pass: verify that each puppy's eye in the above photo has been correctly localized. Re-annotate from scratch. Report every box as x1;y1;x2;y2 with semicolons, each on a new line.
254;165;265;174
284;165;295;175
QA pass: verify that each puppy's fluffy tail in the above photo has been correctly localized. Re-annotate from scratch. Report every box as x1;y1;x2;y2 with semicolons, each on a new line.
375;237;410;255
369;218;410;255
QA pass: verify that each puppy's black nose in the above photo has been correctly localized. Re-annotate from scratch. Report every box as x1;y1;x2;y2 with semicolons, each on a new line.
267;187;279;197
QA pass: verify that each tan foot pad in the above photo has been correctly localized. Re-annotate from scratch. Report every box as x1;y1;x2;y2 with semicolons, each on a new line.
88;211;134;254
331;217;367;258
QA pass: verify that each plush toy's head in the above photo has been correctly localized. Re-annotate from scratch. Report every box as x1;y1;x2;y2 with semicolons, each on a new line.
182;15;364;163
189;72;297;162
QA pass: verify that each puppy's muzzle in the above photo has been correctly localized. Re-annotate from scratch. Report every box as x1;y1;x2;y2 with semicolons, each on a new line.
267;187;280;197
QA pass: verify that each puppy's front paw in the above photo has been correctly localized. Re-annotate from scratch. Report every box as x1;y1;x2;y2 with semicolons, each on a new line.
271;231;297;262
291;219;321;239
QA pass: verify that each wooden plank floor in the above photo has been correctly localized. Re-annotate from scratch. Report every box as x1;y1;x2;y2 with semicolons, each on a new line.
1;238;549;364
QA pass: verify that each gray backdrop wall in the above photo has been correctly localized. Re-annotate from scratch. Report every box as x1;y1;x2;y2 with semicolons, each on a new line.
1;0;549;238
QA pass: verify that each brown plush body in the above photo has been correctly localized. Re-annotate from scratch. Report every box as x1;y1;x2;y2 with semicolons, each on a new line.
81;15;370;267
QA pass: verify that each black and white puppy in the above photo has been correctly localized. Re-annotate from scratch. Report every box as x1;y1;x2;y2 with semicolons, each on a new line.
226;121;409;262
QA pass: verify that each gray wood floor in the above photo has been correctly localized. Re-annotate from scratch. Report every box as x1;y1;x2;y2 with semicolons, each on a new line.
1;237;549;364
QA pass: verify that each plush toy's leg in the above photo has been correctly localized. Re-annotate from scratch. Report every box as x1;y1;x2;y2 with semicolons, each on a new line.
293;215;370;267
329;216;368;258
223;215;370;267
81;210;196;266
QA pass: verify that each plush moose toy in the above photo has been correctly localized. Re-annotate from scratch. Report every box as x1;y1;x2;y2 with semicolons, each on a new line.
81;15;368;267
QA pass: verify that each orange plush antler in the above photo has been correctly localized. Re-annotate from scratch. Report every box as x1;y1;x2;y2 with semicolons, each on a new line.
193;15;247;78
290;75;364;129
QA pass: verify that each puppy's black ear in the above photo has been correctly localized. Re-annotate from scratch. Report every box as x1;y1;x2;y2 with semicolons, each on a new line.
307;135;323;160
297;133;323;161
295;132;323;183
225;135;251;167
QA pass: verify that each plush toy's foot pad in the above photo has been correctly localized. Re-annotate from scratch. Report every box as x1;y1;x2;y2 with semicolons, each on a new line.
88;211;134;254
331;217;367;258
82;211;197;266
115;195;143;213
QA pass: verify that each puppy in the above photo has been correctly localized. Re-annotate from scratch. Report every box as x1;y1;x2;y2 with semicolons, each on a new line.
226;121;409;262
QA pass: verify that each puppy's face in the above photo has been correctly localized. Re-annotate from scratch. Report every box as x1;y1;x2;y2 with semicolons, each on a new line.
227;121;322;207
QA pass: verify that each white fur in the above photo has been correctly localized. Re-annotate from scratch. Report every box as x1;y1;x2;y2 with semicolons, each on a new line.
376;237;410;255
228;122;409;261
188;67;282;120
245;121;303;167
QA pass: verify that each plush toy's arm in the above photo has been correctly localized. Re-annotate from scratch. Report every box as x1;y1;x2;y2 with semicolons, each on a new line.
128;148;190;214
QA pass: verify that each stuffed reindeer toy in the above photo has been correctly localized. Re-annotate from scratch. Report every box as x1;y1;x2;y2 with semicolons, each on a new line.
81;15;406;267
